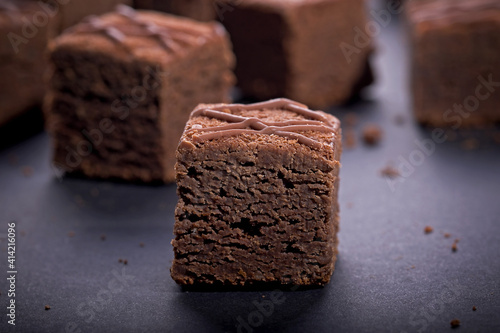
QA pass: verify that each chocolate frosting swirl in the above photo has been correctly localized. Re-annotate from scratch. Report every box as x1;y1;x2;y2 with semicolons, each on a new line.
68;5;212;53
182;98;339;150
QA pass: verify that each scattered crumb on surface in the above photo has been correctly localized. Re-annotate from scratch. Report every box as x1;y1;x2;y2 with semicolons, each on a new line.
139;242;145;248
362;124;383;145
411;265;415;269
8;154;18;166
445;130;458;142
344;128;357;149
344;113;358;127
424;226;434;234
45;305;51;311
444;233;451;238
74;195;85;208
461;138;479;150
100;234;106;241
22;166;33;177
454;238;460;243
394;114;406;126
380;165;400;178
472;306;477;311
450;319;460;328
118;259;123;263
68;231;75;238
452;242;458;252
493;133;500;145
123;259;128;265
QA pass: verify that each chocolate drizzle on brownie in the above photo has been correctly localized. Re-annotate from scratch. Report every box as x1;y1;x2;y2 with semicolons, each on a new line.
183;98;338;150
69;5;210;53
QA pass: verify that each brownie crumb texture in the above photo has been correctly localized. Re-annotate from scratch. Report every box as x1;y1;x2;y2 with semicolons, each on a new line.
45;305;51;311
472;306;477;311
424;226;434;234
452;242;458;252
362;124;383;145
171;98;341;286
450;319;460;328
380;165;400;179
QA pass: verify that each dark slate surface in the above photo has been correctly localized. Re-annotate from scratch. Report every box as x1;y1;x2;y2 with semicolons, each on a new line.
1;8;500;333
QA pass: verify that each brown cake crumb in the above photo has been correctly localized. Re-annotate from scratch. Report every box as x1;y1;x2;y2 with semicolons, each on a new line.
362;124;383;145
118;259;123;263
90;188;100;197
344;113;358;127
493;132;500;145
394;114;406;126
123;259;128;265
451;242;458;252
22;166;34;177
8;154;18;166
450;319;460;328
472;306;477;311
380;165;400;179
444;233;451;238
344;128;357;149
100;234;106;241
461;138;479;150
68;231;75;238
424;226;434;234
445;130;458;142
45;305;51;310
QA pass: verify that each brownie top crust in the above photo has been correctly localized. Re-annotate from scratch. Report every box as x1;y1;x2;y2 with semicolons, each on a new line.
408;0;500;25
179;98;341;158
52;5;227;63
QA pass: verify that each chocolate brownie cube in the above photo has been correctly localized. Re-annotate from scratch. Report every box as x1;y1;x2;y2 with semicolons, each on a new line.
45;5;235;182
220;0;374;109
171;98;341;286
133;0;216;22
0;0;58;126
407;0;500;127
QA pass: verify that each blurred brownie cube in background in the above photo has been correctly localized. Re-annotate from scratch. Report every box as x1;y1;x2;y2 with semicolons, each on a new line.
219;0;374;109
0;0;58;127
407;0;500;128
171;98;341;286
45;5;235;183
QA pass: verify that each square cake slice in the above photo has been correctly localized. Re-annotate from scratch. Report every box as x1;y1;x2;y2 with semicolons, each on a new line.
407;0;500;127
171;98;342;286
0;0;58;126
133;0;216;22
220;0;374;109
45;5;235;183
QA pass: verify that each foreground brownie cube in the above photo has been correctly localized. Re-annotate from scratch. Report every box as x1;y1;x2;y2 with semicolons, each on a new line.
171;98;342;286
0;1;58;126
407;0;500;127
45;6;235;182
220;0;374;109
